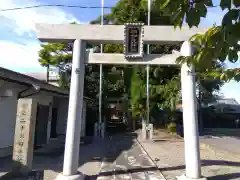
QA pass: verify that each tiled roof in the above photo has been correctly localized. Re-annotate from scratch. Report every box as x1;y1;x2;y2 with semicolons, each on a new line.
24;72;59;81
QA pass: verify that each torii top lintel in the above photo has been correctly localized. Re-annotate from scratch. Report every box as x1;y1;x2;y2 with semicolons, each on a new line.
35;23;207;44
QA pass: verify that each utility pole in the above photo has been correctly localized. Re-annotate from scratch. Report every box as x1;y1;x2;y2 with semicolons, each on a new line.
146;0;151;126
99;0;104;137
46;65;49;83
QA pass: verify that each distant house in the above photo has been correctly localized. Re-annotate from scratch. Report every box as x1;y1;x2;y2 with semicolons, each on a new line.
208;98;240;114
24;71;60;87
176;97;240;113
216;98;239;105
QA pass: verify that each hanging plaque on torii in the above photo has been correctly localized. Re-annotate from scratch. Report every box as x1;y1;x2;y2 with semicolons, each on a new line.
123;23;144;60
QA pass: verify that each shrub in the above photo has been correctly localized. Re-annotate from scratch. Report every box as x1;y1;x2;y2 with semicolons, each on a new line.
167;122;177;133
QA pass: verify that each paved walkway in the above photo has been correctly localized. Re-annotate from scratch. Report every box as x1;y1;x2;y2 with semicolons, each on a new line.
140;130;240;180
2;131;239;180
0;134;164;180
200;135;240;155
96;133;165;180
0;137;110;180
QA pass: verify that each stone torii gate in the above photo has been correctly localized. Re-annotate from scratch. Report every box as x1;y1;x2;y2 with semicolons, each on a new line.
35;23;207;180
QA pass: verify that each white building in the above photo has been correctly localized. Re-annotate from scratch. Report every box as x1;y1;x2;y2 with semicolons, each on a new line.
0;67;87;158
24;70;60;87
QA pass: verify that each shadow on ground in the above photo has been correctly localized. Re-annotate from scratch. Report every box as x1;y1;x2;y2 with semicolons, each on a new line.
207;173;240;180
0;160;44;180
85;167;159;180
86;169;240;180
1;132;239;180
157;159;240;172
0;136;104;178
0;133;136;180
84;132;138;179
155;159;240;180
85;158;240;180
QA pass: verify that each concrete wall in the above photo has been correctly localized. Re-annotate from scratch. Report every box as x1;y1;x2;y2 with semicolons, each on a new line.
0;95;18;149
30;92;53;106
56;98;69;135
56;98;87;137
0;80;87;157
0;81;55;157
0;82;22;157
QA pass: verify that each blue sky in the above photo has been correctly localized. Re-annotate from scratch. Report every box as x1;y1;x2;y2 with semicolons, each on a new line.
0;0;239;102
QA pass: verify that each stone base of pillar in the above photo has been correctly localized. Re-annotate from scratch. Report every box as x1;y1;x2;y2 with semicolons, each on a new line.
141;123;146;140
141;123;154;141
55;173;85;180
148;123;153;140
176;174;207;180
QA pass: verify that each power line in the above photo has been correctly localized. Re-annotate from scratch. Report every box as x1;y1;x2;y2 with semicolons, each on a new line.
0;3;220;12
0;4;113;12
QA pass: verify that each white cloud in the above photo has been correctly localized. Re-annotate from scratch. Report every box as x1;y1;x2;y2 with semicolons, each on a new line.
221;81;240;103
0;0;80;36
0;40;42;69
0;0;81;73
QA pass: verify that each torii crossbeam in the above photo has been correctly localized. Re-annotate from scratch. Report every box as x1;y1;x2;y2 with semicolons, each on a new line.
35;23;207;44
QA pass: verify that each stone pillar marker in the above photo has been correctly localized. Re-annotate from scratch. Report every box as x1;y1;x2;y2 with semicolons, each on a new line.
12;98;37;172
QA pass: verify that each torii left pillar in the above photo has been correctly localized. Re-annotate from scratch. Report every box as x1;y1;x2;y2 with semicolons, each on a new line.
56;40;86;180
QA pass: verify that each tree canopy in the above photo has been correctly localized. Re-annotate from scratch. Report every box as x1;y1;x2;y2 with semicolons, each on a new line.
38;0;226;121
158;0;239;81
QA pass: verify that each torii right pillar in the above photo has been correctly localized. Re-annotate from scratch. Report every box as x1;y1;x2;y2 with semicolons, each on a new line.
178;41;206;180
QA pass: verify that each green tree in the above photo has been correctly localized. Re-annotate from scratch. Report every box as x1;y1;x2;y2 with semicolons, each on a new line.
110;0;223;117
38;41;101;100
38;0;225;124
159;0;239;81
105;0;181;120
